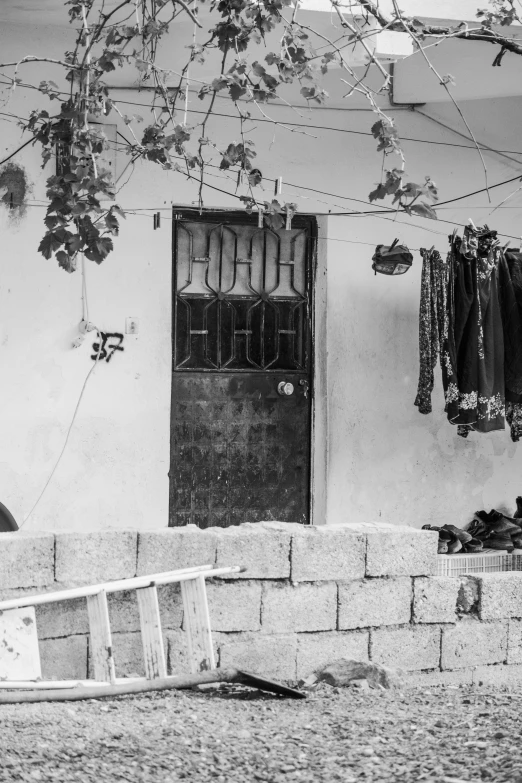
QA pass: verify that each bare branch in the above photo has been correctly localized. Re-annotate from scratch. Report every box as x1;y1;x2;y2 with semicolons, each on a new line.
169;0;202;28
357;0;522;59
390;0;490;200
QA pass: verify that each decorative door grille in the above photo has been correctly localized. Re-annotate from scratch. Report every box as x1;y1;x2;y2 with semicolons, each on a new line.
173;213;313;372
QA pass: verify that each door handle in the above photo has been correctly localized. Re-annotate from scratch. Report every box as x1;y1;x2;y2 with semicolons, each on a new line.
277;381;294;396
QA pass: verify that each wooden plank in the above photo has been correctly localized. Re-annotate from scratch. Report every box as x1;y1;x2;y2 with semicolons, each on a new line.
0;566;243;612
86;590;115;684
0;607;41;681
180;574;215;674
136;586;166;680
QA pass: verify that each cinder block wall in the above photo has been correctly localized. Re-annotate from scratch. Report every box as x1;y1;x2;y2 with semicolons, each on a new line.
2;523;522;686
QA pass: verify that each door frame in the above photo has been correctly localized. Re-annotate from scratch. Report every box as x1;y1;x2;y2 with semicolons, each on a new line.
170;206;328;527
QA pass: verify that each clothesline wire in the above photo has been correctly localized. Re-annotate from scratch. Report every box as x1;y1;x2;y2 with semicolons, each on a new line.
1;84;522;222
3;77;522;157
2;103;522;241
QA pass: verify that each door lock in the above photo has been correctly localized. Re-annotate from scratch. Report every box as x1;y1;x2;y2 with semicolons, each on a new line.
277;381;294;396
299;379;309;399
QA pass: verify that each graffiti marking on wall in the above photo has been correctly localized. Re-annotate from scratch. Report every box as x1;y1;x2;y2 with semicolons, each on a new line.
91;332;125;363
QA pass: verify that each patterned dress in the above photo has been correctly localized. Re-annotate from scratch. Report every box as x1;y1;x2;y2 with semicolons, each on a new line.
443;227;505;436
414;248;448;415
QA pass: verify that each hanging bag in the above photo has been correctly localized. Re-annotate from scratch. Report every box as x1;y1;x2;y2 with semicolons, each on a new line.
372;239;413;276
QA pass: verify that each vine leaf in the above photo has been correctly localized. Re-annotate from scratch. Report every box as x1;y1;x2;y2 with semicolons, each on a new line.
407;203;438;220
38;232;65;260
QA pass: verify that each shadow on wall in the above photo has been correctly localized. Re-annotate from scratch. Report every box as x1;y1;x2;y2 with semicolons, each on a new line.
0;163;29;220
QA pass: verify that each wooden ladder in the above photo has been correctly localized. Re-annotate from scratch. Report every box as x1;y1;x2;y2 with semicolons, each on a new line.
0;564;241;690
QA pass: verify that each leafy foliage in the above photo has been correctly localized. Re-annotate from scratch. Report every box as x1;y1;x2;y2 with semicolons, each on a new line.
3;0;516;266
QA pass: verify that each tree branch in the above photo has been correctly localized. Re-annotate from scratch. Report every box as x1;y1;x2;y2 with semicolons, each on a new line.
356;0;522;59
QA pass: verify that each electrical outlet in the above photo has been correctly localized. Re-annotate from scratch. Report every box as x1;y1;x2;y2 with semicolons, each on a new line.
126;317;139;335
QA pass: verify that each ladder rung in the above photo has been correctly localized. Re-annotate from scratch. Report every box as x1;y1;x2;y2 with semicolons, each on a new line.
86;590;116;684
136;586;166;679
181;574;215;674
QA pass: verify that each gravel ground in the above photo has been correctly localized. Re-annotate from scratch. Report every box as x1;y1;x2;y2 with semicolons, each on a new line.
0;681;521;783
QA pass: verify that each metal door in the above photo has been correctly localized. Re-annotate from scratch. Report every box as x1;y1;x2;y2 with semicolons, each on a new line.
169;209;316;528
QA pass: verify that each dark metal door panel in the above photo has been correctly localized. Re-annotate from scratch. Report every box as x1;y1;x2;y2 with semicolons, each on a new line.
170;372;310;527
169;210;315;528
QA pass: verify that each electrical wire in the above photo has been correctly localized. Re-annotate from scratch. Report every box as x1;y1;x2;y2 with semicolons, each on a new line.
3;76;522;157
0;136;34;166
21;338;103;528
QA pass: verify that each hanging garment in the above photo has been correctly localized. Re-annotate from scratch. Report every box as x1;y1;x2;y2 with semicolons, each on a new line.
500;250;522;442
442;226;506;436
414;247;447;414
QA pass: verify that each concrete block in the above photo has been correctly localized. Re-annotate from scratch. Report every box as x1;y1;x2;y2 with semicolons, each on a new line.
166;630;191;674
471;573;522;620
206;581;261;632
107;585;183;634
413;577;459;624
472;664;522;686
97;630;169;678
405;668;473;688
36;598;89;640
0;532;54;589
296;631;369;679
215;524;291;579
366;528;438;578
219;633;297;680
507;618;522;664
40;635;88;680
137;527;218;575
371;625;441;671
441;618;508;670
55;530;137;584
457;577;479;614
262;582;337;633
290;527;365;582
166;630;220;674
338;577;411;630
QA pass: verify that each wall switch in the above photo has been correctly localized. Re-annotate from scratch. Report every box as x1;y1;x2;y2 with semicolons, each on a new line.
126;317;139;335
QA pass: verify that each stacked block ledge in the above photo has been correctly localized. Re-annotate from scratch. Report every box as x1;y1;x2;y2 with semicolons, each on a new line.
3;526;522;683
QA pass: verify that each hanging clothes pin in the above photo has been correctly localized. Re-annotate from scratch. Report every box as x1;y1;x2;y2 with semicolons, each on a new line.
285;210;292;231
519;236;522;251
274;176;283;197
257;206;264;228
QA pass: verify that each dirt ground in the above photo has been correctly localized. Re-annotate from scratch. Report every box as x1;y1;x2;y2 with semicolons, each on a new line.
0;681;520;783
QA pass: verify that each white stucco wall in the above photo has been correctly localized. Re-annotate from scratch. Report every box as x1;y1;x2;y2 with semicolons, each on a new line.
1;10;522;530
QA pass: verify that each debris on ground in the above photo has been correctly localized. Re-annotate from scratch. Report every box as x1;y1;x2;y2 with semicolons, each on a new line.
313;658;402;690
0;681;520;782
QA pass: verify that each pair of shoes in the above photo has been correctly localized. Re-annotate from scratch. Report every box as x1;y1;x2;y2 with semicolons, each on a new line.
424;524;467;555
440;524;472;544
475;509;521;535
463;537;483;553
486;536;514;552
